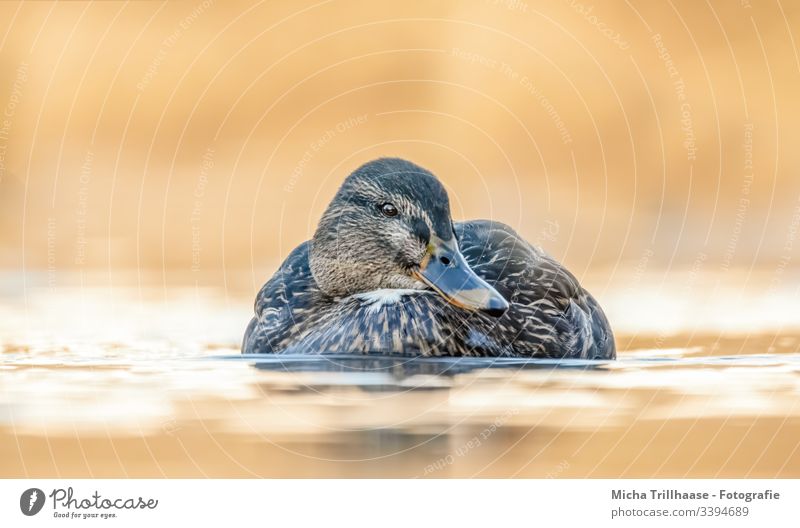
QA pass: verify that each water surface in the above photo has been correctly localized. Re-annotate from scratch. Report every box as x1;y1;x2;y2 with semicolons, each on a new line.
1;281;799;477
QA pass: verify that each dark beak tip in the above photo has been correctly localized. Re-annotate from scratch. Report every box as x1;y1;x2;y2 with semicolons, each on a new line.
482;299;509;318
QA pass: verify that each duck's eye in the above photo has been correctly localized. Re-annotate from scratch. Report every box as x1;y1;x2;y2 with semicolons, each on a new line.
380;202;399;217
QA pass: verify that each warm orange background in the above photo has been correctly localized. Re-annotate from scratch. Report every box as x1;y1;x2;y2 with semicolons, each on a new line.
1;0;798;289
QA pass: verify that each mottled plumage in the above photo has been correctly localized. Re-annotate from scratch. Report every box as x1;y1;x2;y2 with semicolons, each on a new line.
243;158;615;359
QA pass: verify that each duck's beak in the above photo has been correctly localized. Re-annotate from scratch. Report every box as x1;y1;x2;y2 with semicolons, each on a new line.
412;236;509;317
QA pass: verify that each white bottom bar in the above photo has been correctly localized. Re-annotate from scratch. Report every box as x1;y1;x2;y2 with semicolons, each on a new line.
1;479;795;527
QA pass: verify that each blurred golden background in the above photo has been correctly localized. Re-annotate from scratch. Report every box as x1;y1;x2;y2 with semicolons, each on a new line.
1;0;799;295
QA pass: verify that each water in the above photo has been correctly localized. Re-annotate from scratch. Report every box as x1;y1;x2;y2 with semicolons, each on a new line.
1;280;799;477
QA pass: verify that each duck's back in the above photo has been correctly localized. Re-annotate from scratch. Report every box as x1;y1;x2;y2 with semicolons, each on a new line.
455;220;615;359
243;220;615;359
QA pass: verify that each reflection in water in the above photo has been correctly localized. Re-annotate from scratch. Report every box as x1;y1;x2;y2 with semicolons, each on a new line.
244;355;610;379
1;284;799;477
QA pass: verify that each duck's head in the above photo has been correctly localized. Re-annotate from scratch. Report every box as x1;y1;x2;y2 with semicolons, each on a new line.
309;158;509;317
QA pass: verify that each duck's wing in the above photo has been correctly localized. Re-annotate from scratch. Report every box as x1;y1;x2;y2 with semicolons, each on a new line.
242;241;322;354
455;220;615;359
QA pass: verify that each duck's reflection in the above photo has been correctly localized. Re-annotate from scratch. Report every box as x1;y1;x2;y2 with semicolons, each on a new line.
242;354;610;381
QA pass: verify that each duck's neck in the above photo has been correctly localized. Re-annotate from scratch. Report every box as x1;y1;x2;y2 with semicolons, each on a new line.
309;237;424;298
309;247;377;297
308;218;382;297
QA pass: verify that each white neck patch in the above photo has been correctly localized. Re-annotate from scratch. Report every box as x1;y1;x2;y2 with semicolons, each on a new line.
352;288;429;313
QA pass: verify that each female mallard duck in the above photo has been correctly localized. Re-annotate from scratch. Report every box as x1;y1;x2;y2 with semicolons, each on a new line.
243;158;615;359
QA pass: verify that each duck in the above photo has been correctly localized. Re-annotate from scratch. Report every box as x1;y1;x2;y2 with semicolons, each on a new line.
242;158;615;359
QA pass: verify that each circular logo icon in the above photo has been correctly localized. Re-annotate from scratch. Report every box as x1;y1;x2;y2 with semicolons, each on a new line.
20;488;45;516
